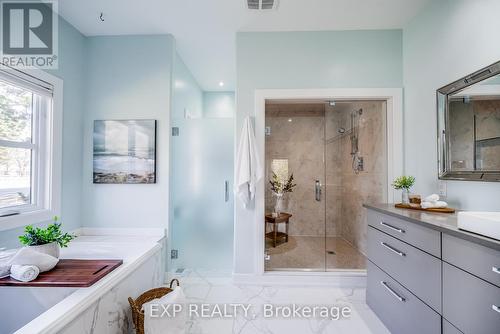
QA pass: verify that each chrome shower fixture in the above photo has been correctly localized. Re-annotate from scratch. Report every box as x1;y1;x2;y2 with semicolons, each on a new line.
350;108;364;174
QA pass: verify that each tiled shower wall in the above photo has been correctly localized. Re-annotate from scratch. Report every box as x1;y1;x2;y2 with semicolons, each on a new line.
326;101;387;254
265;101;387;254
265;104;325;236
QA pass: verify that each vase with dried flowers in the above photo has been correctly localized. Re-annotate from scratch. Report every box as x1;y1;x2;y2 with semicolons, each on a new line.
269;172;296;216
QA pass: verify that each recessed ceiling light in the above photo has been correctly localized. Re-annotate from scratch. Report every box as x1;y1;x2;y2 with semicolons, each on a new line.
219;81;224;87
288;118;292;122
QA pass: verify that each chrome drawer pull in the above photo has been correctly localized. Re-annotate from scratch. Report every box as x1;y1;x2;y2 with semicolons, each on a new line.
380;281;406;302
381;242;406;257
493;305;500;314
493;266;500;275
380;221;405;233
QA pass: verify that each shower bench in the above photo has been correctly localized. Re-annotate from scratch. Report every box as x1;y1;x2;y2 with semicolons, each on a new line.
265;213;292;247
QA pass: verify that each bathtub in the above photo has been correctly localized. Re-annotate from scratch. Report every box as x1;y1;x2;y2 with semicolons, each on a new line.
0;228;165;334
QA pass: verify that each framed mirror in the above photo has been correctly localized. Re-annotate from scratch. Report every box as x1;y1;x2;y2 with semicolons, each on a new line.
437;61;500;182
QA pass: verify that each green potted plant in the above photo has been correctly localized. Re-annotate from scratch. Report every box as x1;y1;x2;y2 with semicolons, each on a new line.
19;216;75;259
392;176;416;204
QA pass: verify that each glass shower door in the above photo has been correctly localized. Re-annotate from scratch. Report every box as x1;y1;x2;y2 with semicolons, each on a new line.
264;106;326;271
169;118;234;271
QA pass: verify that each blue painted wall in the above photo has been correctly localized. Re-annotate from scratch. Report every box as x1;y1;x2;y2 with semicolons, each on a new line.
234;30;404;274
403;0;500;210
81;35;174;229
0;17;86;248
172;53;203;120
203;92;235;118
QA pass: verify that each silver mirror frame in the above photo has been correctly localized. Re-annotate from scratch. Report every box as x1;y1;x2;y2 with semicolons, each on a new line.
437;60;500;182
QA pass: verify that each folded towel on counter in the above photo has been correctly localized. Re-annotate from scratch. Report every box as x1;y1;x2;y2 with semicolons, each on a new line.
421;201;448;209
8;247;58;272
424;194;440;202
10;264;39;282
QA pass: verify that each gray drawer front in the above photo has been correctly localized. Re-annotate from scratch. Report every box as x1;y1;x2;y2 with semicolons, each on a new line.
367;261;441;334
367;226;442;313
443;233;500;288
443;263;500;334
443;319;463;334
367;209;441;257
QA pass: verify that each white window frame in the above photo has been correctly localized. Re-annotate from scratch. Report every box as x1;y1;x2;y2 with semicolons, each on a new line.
0;66;62;231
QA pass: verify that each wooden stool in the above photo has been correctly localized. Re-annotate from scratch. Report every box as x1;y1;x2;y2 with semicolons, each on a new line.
265;213;292;247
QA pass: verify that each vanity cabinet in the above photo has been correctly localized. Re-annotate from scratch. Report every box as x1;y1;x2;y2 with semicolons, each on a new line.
367;261;441;334
367;210;441;257
365;206;500;334
442;233;500;287
367;226;441;312
443;262;500;334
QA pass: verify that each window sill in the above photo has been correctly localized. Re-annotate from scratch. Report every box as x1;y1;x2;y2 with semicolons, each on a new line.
0;209;56;232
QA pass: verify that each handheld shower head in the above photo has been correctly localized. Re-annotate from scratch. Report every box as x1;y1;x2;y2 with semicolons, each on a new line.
337;127;346;134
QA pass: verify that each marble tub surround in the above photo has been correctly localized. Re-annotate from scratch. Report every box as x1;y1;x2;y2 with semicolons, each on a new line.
9;229;165;334
165;269;389;334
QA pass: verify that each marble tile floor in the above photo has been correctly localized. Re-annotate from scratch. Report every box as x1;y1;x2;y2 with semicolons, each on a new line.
265;236;366;271
167;269;389;334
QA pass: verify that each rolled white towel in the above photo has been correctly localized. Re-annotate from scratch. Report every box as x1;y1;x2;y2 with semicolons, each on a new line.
424;194;440;202
10;264;39;282
421;201;448;209
434;201;448;208
421;201;433;209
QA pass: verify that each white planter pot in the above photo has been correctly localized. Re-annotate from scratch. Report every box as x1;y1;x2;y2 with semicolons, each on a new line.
29;242;60;259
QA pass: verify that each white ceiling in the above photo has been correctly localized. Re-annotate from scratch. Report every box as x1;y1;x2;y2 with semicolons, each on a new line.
58;0;430;91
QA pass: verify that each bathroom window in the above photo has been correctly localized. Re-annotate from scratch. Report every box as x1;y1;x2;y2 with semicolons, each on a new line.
0;66;62;230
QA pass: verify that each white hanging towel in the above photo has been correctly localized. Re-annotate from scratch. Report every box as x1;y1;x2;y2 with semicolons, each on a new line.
235;116;263;207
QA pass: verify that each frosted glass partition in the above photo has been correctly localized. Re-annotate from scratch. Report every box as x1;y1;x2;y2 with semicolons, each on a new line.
169;118;234;271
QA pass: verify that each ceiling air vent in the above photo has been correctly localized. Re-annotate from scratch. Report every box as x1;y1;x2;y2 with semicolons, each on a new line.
247;0;279;10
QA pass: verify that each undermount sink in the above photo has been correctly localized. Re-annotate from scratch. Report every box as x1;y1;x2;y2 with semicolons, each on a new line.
458;211;500;241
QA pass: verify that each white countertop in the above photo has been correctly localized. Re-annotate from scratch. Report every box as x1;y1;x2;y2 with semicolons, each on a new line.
14;228;165;334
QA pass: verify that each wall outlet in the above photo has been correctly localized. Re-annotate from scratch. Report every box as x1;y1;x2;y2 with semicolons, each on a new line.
438;181;447;198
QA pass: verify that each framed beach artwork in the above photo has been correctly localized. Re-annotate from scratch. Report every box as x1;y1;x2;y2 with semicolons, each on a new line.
93;120;157;184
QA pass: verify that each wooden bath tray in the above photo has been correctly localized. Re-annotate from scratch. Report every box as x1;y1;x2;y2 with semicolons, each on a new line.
0;259;123;287
395;203;455;213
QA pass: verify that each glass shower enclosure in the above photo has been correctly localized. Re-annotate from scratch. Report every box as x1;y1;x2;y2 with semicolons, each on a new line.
264;100;387;272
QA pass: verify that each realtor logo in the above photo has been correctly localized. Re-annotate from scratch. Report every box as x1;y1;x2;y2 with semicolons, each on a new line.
0;0;58;68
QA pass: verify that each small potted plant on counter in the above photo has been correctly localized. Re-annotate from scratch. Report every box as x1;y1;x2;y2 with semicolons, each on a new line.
392;175;416;205
19;216;76;259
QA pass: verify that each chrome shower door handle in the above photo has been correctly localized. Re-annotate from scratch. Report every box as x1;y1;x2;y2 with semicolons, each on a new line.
224;180;229;202
315;180;321;201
